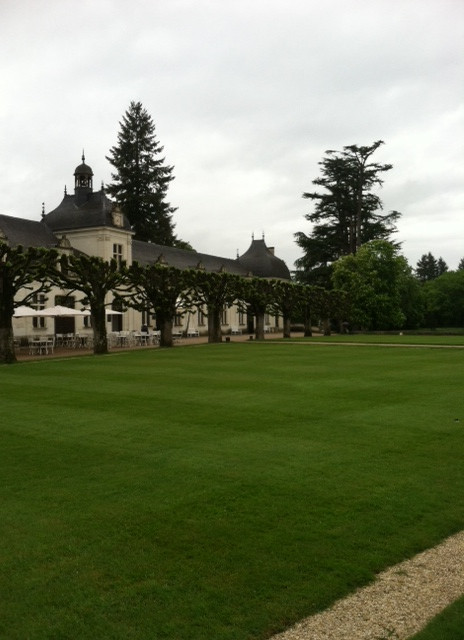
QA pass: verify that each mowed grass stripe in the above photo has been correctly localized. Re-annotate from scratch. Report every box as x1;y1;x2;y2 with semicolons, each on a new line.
1;343;463;639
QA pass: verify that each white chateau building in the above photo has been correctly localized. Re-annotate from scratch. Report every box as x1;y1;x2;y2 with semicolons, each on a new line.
2;155;291;341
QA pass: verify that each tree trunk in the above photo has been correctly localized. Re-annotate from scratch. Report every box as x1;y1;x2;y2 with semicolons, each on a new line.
303;308;313;337
207;307;222;343
91;307;108;354
255;313;265;341
0;292;17;364
322;317;331;336
0;324;16;364
283;314;291;339
159;316;174;348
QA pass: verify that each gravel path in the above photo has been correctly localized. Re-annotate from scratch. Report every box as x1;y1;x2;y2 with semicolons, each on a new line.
270;530;464;640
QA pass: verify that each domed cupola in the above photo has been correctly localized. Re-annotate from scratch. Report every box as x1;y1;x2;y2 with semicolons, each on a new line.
237;235;291;280
74;152;93;204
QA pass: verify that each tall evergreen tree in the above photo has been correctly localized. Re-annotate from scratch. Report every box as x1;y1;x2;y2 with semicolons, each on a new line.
436;257;448;277
106;101;178;245
415;252;448;282
295;140;400;286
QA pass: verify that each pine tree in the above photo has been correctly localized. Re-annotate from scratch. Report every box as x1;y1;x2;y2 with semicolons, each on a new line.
415;253;448;282
106;101;178;245
436;257;448;277
295;141;400;286
415;253;438;282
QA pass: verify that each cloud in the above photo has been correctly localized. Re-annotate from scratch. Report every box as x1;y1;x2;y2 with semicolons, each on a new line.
1;0;463;269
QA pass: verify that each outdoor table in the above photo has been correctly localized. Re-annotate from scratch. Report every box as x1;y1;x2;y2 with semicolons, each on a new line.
31;338;53;355
117;332;130;347
74;334;89;348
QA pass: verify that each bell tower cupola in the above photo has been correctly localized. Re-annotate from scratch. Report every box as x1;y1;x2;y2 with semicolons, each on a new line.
74;151;94;205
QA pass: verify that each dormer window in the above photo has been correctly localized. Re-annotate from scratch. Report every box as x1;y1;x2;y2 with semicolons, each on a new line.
112;207;123;228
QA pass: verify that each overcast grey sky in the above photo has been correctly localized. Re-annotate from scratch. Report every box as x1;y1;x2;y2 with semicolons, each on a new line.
1;0;463;270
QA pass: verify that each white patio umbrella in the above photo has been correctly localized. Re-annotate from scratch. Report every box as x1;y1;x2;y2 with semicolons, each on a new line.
39;305;91;317
82;308;124;317
13;305;40;317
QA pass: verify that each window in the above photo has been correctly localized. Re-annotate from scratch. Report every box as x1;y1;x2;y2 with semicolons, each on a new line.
198;307;206;326
55;295;75;308
113;243;123;268
32;293;46;329
221;305;228;325
174;313;183;327
238;310;246;326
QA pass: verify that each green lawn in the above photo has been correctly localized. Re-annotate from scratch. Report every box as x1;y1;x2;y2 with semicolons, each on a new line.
1;342;463;639
296;333;464;346
408;595;464;640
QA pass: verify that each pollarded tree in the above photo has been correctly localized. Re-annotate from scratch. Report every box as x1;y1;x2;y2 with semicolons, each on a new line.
0;243;57;364
124;262;190;348
190;270;243;343
297;285;322;337
269;280;306;339
50;254;128;354
106;101;178;245
295;141;400;287
238;277;275;341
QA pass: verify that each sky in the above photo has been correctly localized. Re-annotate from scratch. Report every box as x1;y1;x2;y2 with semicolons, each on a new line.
1;0;463;271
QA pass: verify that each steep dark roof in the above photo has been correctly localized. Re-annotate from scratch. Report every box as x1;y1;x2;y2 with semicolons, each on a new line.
132;240;250;276
237;238;291;280
74;161;93;176
0;214;58;248
43;189;132;232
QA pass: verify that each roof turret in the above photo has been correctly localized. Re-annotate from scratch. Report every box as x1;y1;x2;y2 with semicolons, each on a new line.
74;152;94;179
237;236;291;280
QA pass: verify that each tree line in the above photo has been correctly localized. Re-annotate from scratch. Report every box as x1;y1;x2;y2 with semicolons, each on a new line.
293;139;464;334
2;103;462;363
0;244;347;364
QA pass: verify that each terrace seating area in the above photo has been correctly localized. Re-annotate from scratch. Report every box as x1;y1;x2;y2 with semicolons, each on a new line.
108;330;161;348
28;336;55;355
55;333;93;349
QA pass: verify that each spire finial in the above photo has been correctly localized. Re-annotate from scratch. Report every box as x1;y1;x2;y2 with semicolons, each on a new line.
262;230;265;240
82;149;85;163
41;202;45;218
252;232;254;241
64;185;67;196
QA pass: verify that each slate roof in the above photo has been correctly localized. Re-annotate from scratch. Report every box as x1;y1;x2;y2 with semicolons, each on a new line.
43;189;132;232
0;214;58;248
237;238;291;280
2;153;291;280
74;161;93;176
132;240;250;276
